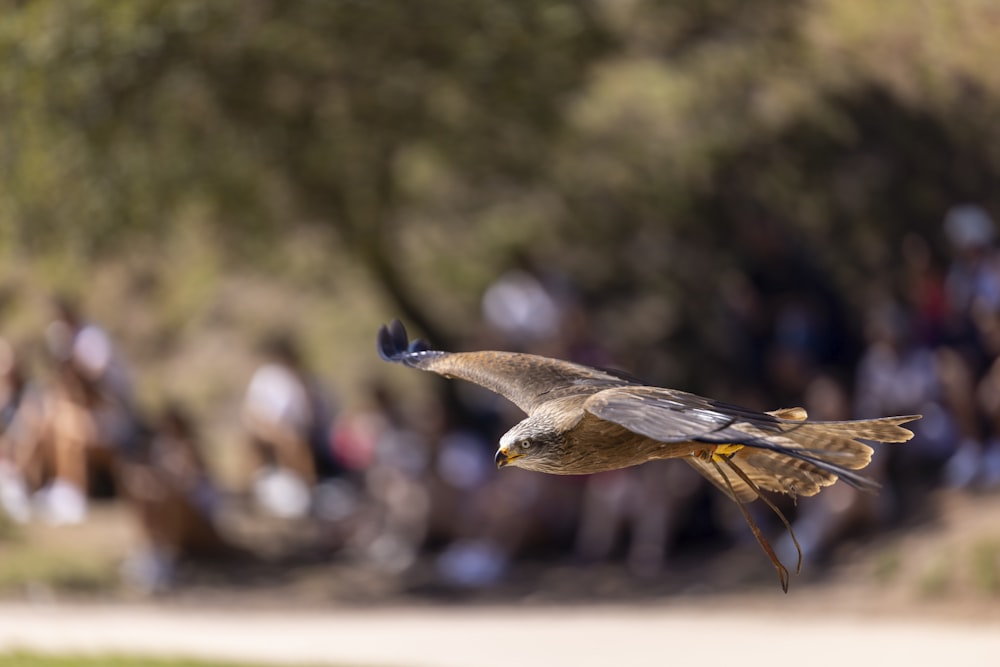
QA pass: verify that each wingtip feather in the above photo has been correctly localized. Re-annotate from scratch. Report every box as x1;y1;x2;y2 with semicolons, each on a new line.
377;319;410;361
377;319;441;366
389;319;408;352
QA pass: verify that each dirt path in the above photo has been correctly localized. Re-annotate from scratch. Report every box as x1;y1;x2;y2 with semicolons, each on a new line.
0;602;997;667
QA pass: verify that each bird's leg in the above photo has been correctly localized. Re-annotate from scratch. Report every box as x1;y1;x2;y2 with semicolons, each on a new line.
719;456;803;576
705;445;803;575
708;455;792;593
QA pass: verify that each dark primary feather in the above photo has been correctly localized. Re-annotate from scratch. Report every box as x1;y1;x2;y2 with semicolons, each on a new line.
377;319;440;366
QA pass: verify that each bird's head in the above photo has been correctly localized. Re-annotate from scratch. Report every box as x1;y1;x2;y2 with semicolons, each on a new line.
495;415;565;473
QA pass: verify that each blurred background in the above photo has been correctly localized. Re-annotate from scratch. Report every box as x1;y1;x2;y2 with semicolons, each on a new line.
1;0;1000;629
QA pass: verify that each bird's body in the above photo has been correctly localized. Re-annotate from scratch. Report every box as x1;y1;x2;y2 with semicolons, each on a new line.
377;320;920;590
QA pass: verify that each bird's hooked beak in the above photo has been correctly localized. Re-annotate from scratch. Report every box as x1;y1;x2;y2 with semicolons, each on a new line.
495;447;523;470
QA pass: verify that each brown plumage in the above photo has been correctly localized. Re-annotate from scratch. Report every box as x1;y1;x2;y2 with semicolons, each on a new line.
377;320;920;591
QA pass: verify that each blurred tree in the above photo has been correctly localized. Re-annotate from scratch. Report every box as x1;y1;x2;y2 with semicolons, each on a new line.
0;0;613;342
2;0;1000;396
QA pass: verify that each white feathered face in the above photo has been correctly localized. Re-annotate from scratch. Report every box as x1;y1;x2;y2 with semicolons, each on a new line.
494;415;566;473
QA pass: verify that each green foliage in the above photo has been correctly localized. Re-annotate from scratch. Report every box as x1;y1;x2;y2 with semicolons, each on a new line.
0;0;614;341
0;0;612;240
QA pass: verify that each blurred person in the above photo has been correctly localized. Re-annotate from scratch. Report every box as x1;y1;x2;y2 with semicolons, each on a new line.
0;337;43;523
430;402;535;588
943;204;1000;350
45;295;137;421
0;338;25;430
765;298;828;404
243;333;337;519
854;300;957;520
329;381;396;476
146;403;219;519
974;359;1000;487
32;296;144;523
967;302;1000;488
940;205;1000;488
118;404;232;593
724;221;855;405
331;382;429;573
481;251;569;350
573;462;703;579
901;234;949;347
33;361;105;523
776;374;879;566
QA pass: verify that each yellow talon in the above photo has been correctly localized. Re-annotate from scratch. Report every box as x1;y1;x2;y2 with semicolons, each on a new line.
712;443;744;462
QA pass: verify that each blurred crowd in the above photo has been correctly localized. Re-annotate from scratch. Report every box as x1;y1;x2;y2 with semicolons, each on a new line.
3;205;1000;593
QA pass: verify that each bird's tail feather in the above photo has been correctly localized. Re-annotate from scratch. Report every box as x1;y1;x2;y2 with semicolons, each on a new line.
697;411;920;591
785;414;920;443
734;411;922;496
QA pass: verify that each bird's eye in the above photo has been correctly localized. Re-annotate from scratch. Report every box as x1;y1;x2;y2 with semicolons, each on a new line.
520;439;532;450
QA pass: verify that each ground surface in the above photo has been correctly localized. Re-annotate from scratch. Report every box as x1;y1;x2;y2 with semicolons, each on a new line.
0;654;324;667
0;599;998;667
1;490;999;667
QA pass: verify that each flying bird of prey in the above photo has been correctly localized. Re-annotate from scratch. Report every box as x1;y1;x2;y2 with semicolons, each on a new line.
377;319;919;591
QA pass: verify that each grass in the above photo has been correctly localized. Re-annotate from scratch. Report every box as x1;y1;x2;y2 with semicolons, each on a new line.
871;548;902;585
918;551;955;598
0;654;346;667
0;506;128;595
970;539;1000;595
0;550;117;594
0;514;20;542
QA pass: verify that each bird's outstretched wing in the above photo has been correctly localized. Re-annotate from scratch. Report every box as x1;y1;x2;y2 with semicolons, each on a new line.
377;320;632;414
584;385;919;498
